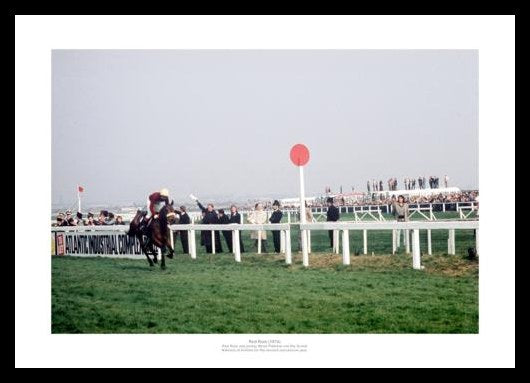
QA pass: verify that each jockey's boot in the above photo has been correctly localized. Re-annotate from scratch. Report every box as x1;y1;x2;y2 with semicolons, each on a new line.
139;216;151;234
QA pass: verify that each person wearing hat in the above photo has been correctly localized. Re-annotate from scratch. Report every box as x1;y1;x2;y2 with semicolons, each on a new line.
326;197;340;248
176;206;191;253
65;210;73;225
56;212;66;227
146;188;171;221
106;212;116;225
76;212;84;226
269;200;283;253
229;205;245;253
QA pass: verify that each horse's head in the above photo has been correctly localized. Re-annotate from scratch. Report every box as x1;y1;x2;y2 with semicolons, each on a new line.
160;201;178;225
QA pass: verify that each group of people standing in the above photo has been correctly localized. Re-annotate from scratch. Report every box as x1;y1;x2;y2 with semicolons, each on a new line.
404;175;449;190
367;179;385;193
191;196;343;255
367;175;450;192
54;210;124;226
195;200;284;254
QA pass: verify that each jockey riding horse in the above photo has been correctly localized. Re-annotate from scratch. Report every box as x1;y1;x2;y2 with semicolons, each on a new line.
128;188;177;269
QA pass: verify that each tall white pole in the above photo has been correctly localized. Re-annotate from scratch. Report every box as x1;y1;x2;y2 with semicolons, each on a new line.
476;228;479;255
412;229;422;270
299;166;309;267
285;229;292;265
405;229;410;254
427;229;432;255
190;230;196;259
342;229;350;265
234;230;241;262
363;229;368;255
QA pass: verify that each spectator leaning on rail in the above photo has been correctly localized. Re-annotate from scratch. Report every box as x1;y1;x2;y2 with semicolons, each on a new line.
229;205;245;253
106;212;116;225
86;212;95;226
55;212;66;226
97;210;109;225
326;197;340;248
269;200;283;254
65;210;73;224
248;203;268;253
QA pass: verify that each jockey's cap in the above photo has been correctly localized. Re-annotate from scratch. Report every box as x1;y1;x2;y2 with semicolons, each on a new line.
160;188;169;197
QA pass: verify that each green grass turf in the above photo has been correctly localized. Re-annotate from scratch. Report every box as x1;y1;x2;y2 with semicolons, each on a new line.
52;252;478;334
52;212;478;334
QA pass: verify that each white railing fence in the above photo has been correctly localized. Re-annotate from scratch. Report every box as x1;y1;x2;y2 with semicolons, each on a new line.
52;219;478;270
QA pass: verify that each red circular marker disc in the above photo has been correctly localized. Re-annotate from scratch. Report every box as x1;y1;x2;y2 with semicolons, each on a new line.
290;144;310;166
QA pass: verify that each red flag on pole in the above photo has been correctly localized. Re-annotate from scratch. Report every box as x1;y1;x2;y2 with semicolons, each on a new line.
78;186;84;193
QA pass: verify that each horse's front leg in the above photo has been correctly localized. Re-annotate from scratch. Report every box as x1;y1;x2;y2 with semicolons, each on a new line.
160;246;166;270
166;235;174;259
145;237;157;263
138;235;154;267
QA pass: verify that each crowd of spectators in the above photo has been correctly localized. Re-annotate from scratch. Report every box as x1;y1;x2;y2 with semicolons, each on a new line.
53;210;124;226
368;190;478;206
279;190;478;209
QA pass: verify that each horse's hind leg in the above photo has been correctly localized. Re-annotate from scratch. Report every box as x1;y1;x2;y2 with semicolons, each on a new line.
144;237;158;263
166;237;174;259
160;247;166;270
167;228;175;259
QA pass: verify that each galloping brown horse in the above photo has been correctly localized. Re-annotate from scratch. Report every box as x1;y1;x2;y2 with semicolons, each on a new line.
128;202;177;269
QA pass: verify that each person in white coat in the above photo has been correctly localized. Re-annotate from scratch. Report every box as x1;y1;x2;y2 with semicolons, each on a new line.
247;203;268;253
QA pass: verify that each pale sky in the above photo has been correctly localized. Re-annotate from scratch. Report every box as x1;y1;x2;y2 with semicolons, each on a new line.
52;50;478;206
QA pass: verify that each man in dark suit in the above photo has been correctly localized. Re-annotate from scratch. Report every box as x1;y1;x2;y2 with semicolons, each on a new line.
269;200;283;253
176;205;191;254
326;197;340;248
218;209;233;252
229;205;245;253
197;200;223;253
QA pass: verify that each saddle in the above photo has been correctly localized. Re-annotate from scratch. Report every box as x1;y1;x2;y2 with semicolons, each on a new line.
138;212;154;235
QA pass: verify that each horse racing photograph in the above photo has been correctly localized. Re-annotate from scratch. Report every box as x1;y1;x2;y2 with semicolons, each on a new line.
50;49;480;334
15;14;515;369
